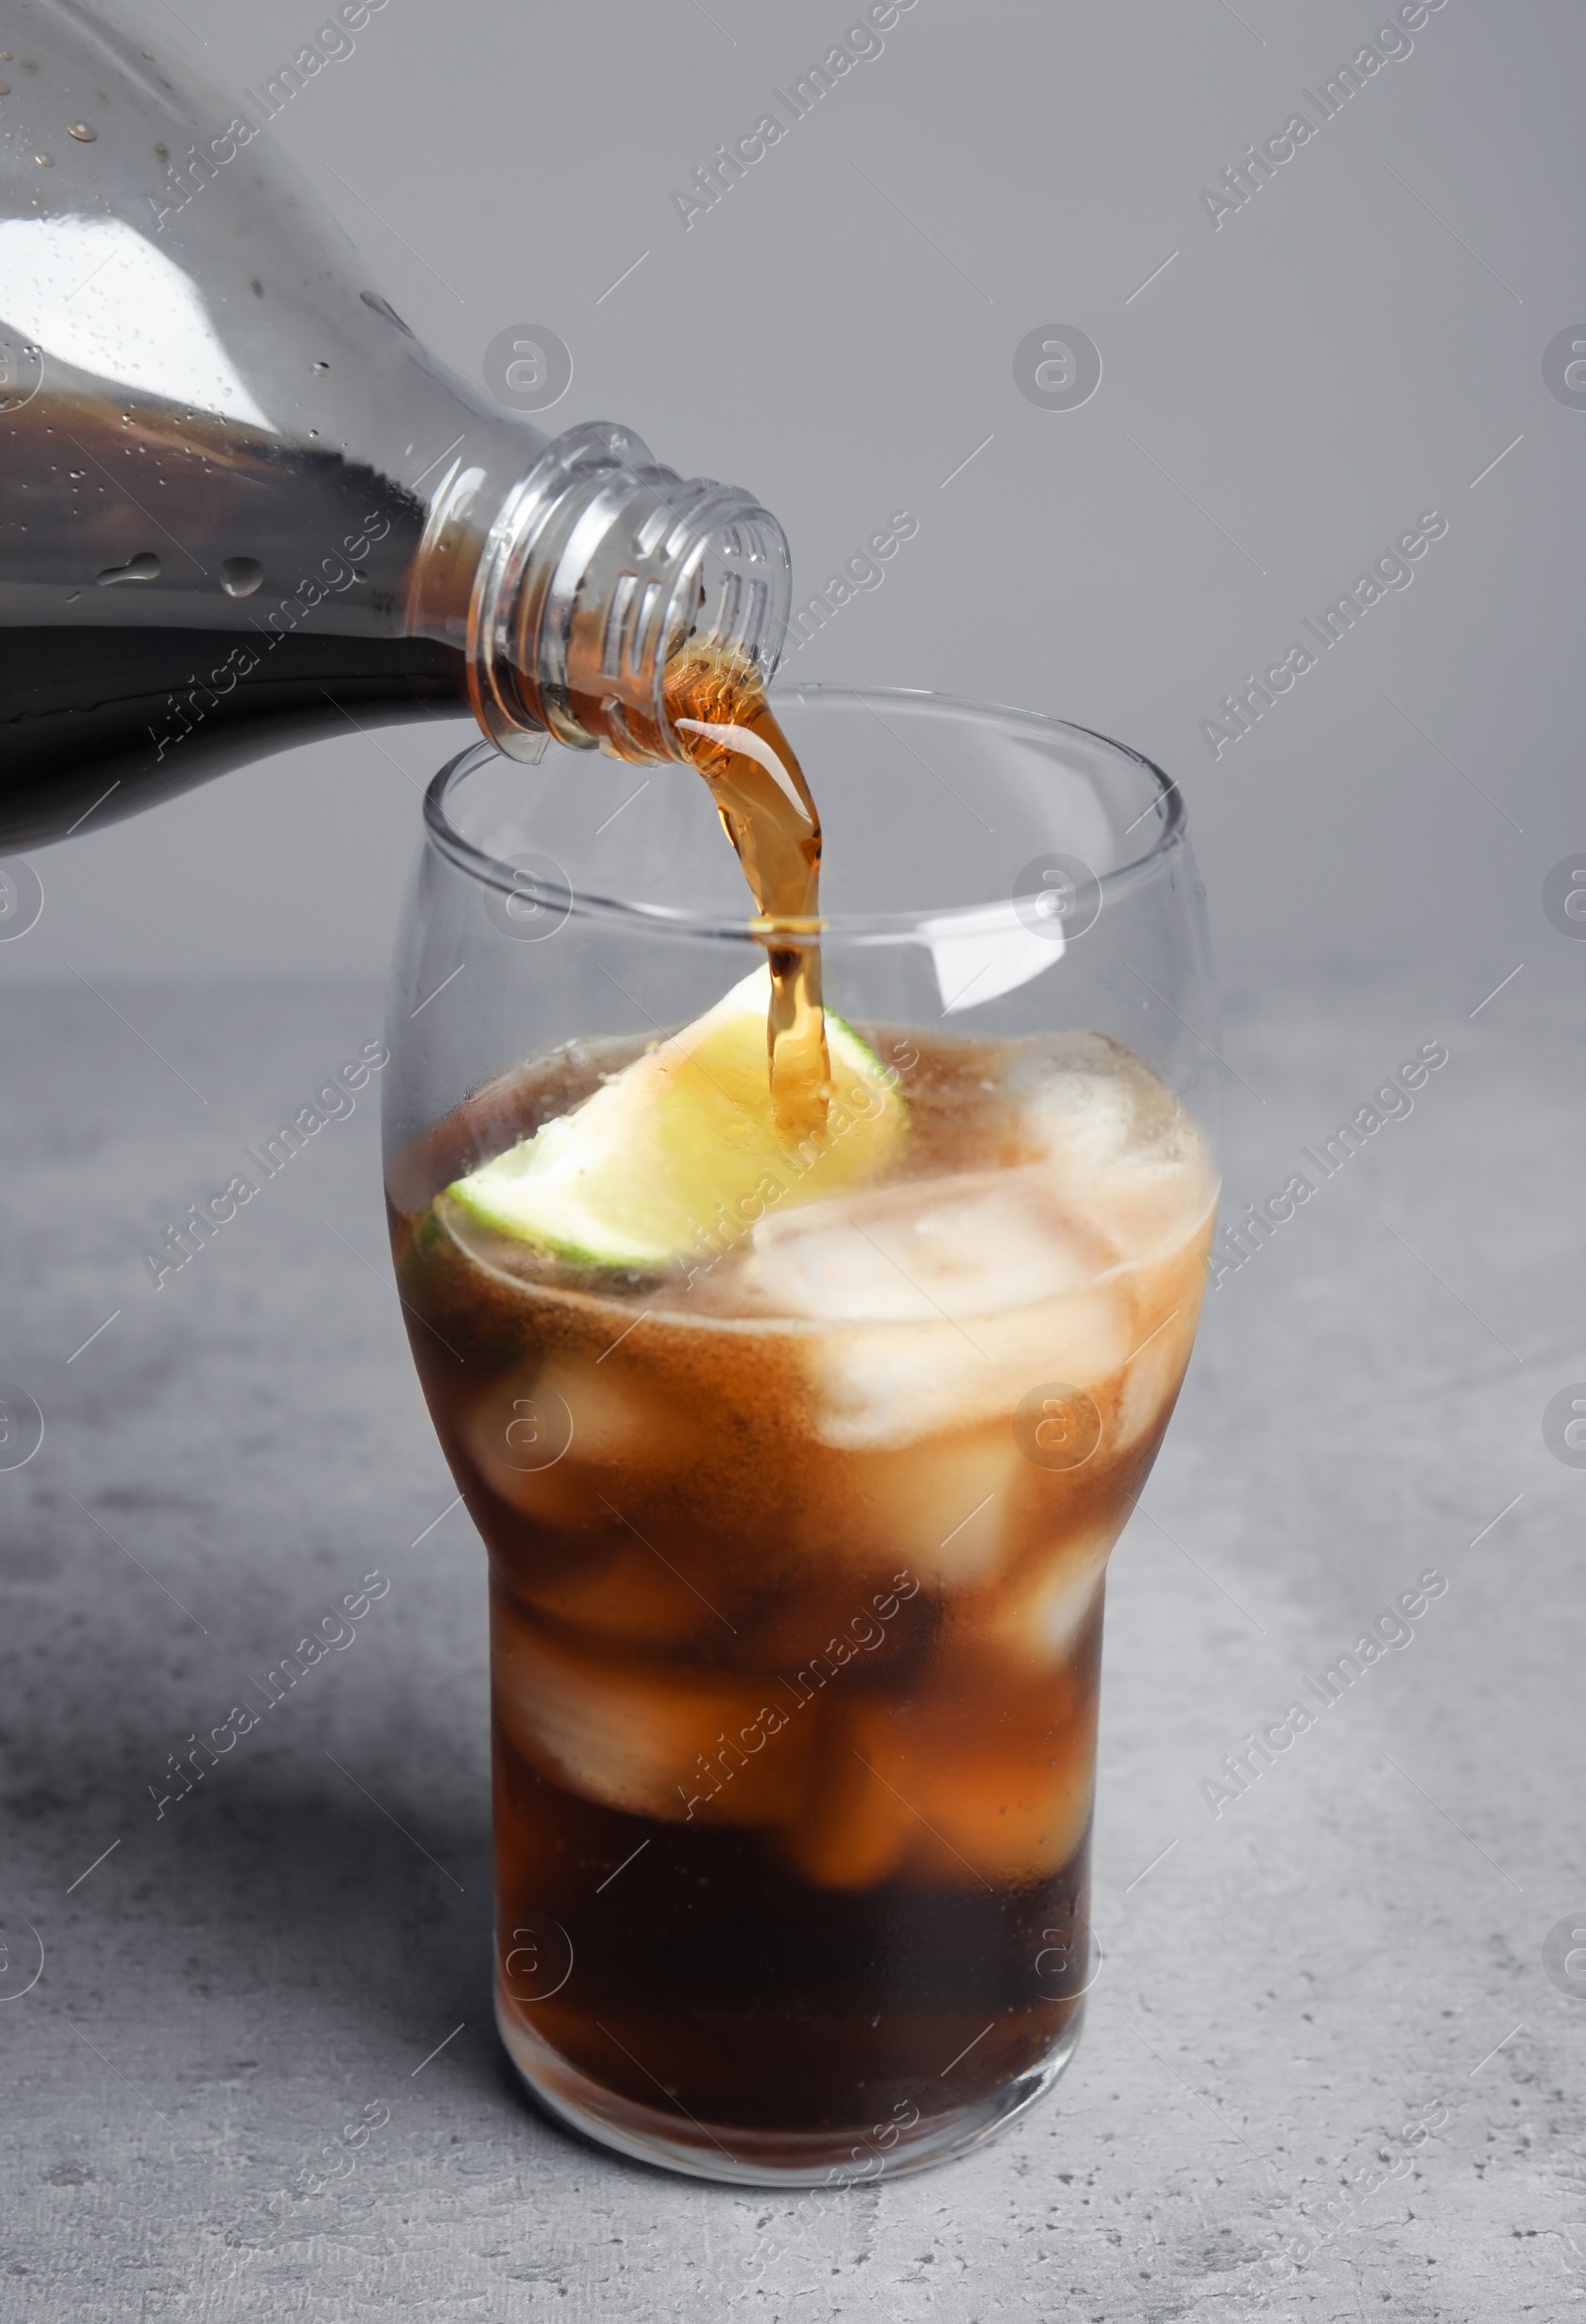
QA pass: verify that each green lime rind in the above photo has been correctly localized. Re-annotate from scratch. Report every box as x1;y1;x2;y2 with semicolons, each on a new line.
445;966;905;1270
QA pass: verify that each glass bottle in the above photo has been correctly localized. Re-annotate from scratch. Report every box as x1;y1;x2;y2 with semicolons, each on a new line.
0;0;790;848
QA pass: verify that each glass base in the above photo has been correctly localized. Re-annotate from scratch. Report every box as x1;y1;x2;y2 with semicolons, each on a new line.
495;1989;1086;2187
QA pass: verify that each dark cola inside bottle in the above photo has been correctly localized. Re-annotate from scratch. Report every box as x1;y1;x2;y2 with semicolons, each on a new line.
0;1;788;848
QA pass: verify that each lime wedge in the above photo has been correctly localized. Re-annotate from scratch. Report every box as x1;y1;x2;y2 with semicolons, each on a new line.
446;966;905;1269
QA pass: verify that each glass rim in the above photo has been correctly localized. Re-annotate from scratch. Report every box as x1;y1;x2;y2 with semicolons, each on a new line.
422;682;1188;943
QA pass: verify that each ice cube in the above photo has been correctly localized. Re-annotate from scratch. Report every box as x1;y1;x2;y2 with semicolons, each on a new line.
535;1354;702;1470
1027;1057;1219;1267
902;1731;1095;1886
828;1430;1022;1589
944;1522;1114;1675
776;1702;916;1890
511;1535;722;1649
1070;1161;1218;1275
784;1691;1097;1889
462;1402;601;1529
1111;1295;1197;1452
803;1284;1133;1451
739;1168;1114;1324
737;1166;1132;1448
494;1606;811;1825
1010;1558;1106;1664
1030;1064;1141;1173
459;1352;702;1522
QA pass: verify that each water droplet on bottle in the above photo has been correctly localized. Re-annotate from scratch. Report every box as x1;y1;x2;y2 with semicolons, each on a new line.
66;121;96;142
35;154;53;167
360;290;415;338
220;556;264;599
0;82;11;97
96;551;162;586
312;360;329;374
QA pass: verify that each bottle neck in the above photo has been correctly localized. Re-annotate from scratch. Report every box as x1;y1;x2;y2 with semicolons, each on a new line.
411;420;791;766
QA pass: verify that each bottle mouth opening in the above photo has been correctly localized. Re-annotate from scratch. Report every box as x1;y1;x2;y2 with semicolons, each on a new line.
467;422;792;765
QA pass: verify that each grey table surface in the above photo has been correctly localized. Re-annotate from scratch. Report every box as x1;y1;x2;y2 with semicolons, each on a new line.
1;966;1581;2322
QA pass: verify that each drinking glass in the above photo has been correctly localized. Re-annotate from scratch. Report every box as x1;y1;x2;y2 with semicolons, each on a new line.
384;685;1219;2185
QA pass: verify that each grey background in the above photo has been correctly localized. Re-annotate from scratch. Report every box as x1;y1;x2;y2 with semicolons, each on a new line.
4;0;1585;2317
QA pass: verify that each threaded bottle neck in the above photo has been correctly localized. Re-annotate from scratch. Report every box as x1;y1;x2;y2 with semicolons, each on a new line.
466;421;791;764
